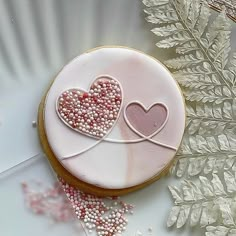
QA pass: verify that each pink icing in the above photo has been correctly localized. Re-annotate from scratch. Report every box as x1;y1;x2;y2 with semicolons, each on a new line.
44;47;185;189
125;102;168;137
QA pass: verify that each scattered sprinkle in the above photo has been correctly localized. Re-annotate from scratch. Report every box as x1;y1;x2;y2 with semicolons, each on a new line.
32;121;37;127
136;230;143;236
148;226;153;234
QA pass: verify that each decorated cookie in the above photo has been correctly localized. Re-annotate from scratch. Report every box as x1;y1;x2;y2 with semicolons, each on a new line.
38;46;185;196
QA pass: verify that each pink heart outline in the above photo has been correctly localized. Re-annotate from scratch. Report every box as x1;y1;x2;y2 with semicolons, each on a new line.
56;75;124;140
124;101;169;139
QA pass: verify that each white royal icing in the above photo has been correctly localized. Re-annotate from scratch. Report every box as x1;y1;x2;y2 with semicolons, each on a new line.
44;47;185;189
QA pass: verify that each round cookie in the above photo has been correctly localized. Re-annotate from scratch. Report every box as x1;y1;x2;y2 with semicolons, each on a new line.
38;46;185;196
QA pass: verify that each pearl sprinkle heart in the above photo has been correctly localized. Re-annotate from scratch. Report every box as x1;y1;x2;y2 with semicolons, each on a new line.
57;77;122;139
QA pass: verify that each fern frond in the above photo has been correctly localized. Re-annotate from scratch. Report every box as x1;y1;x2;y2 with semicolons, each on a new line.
206;226;236;236
143;0;236;234
144;5;178;24
205;10;231;51
186;118;234;136
188;103;236;121
194;1;210;38
185;103;236;135
224;53;236;87
209;32;231;70
175;41;199;54
165;53;204;69
156;31;192;48
173;63;214;74
173;153;236;177
142;0;169;7
144;0;235;90
167;172;236;228
175;74;221;90
183;89;232;104
151;23;184;37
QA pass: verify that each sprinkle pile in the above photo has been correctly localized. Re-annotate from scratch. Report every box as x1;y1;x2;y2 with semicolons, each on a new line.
60;178;134;235
57;77;122;138
22;179;134;236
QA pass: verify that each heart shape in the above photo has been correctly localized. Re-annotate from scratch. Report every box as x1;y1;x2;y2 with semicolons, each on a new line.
56;76;123;139
124;102;168;137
